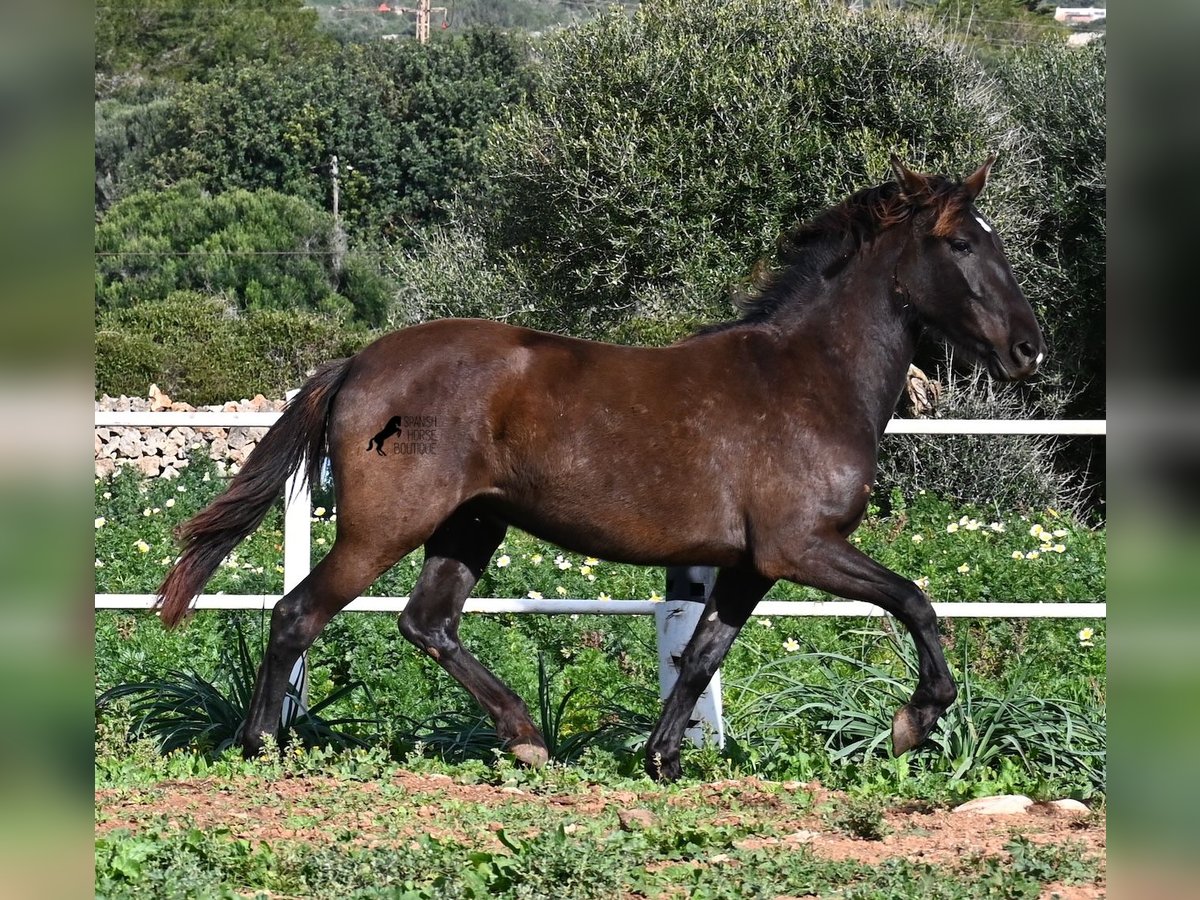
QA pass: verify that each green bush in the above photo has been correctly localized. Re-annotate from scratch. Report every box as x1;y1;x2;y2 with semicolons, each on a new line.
95;292;370;404
474;0;1015;336
95;182;394;326
116;33;534;239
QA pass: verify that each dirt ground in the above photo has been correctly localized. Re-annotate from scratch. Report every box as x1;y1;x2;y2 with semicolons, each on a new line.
96;773;1105;898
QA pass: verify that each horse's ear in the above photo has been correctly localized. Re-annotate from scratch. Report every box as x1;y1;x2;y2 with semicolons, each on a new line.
889;154;928;198
963;155;997;200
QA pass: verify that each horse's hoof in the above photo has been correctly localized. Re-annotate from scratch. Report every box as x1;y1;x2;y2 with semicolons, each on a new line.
646;752;681;783
891;704;933;756
509;737;549;768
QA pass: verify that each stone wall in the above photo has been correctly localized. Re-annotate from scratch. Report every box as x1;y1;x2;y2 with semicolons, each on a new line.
94;384;286;479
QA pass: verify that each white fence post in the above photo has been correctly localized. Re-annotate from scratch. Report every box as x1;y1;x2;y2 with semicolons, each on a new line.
656;566;724;748
280;389;311;726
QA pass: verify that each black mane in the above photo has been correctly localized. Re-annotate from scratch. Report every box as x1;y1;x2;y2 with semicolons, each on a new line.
694;175;966;336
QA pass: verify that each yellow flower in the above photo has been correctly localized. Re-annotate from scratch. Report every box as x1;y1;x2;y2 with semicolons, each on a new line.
1025;551;1040;560
956;563;970;574
1040;543;1054;552
649;590;663;602
783;638;800;653
965;519;980;531
914;576;930;590
584;557;600;566
1029;523;1044;538
579;565;592;576
598;592;612;601
134;540;150;553
1077;627;1095;647
556;585;568;596
496;555;511;568
527;590;543;600
530;554;543;565
946;523;959;534
1011;551;1023;560
959;516;970;526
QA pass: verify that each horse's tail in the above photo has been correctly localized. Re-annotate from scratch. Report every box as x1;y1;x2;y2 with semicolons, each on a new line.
156;358;354;629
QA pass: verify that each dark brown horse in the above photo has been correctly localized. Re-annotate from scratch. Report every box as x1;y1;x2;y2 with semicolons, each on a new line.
158;157;1044;782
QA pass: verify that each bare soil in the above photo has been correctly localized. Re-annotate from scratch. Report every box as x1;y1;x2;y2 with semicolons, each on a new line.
96;772;1105;898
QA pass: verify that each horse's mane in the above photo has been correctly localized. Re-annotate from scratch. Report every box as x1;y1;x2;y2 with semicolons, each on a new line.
695;174;971;335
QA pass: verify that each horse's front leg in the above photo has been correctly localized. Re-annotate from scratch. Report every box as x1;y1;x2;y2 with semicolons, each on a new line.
645;567;773;782
775;535;957;755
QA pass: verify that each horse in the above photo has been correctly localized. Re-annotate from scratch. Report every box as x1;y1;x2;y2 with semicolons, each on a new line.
158;156;1045;782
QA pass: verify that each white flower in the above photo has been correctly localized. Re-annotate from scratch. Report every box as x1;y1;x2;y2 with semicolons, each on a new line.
313;506;326;517
598;592;612;601
584;557;600;566
1053;544;1066;553
946;523;959;533
579;565;592;576
911;534;924;543
530;554;543;565
959;516;970;526
1011;551;1023;560
1025;551;1040;560
1053;528;1068;538
914;576;930;590
555;585;568;596
142;508;152;517
165;498;175;508
956;563;970;574
134;540;150;553
759;618;773;629
555;555;572;570
586;574;596;582
527;590;543;600
94;517;106;529
1029;524;1044;538
94;559;104;568
989;522;1006;533
177;485;186;493
783;637;800;653
496;555;511;568
964;519;980;531
103;492;112;500
1077;627;1095;647
649;591;663;602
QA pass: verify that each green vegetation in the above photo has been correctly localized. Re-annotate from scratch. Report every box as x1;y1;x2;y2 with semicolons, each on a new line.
95;457;1105;801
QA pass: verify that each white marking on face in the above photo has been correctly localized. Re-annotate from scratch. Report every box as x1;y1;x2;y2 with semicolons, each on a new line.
1035;352;1044;366
707;610;718;622
973;215;993;233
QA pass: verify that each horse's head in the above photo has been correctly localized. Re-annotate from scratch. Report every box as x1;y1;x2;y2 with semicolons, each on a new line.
891;156;1045;381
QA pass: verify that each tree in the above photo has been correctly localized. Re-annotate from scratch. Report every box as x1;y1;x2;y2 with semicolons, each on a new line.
96;0;331;90
106;33;534;239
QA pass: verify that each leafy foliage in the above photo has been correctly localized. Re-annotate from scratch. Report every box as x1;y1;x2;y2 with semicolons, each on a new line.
95;292;370;404
111;33;534;238
95;0;331;89
470;0;1015;337
95;182;393;325
96;622;373;755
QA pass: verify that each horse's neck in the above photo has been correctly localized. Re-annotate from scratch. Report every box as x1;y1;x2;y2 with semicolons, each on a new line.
775;250;919;435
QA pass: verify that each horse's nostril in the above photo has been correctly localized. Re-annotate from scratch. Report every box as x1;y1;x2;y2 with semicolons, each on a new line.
1013;341;1037;368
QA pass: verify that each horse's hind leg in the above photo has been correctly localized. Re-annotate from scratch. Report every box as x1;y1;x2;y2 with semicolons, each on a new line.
241;533;419;756
398;505;549;767
644;567;774;782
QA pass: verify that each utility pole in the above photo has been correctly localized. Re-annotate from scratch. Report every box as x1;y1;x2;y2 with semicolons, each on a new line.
396;0;447;44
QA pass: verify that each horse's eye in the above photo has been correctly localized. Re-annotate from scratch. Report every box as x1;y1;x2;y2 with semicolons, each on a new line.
949;239;971;254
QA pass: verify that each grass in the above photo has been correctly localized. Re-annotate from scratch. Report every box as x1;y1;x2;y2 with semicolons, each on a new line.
94;744;1105;900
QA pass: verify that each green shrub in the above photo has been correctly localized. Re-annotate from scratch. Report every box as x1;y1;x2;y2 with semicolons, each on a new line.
95;182;395;327
95;292;371;404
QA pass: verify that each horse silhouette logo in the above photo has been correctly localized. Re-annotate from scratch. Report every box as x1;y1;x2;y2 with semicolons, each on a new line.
366;416;403;455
